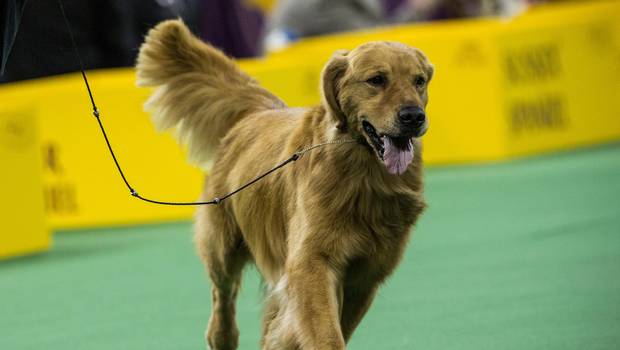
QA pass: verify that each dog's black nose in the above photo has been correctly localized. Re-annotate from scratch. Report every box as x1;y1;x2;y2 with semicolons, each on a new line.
398;106;426;127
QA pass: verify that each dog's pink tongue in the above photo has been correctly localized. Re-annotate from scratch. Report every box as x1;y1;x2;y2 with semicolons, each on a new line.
382;136;414;175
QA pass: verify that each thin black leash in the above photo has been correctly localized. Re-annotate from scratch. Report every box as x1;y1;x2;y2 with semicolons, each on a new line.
57;0;354;206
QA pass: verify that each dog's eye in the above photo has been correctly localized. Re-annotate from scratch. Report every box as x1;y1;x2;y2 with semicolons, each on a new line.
414;76;426;88
366;75;386;87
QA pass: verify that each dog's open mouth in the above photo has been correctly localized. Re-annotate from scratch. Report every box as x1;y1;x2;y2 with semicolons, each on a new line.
362;120;414;175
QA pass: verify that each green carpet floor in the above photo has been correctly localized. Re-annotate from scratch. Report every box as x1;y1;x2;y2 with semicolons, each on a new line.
2;145;620;349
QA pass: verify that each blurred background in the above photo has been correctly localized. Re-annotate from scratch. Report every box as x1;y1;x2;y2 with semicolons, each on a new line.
1;1;619;349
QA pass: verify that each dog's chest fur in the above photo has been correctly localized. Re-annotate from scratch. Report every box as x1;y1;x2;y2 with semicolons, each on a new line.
295;144;426;274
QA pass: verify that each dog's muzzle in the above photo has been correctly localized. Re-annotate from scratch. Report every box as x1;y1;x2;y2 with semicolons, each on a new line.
398;106;428;138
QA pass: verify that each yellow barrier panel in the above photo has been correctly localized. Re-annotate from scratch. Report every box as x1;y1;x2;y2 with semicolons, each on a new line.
0;1;617;231
0;102;49;258
498;1;620;156
0;73;204;229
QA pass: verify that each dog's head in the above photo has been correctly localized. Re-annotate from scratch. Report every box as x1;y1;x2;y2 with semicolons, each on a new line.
321;42;433;175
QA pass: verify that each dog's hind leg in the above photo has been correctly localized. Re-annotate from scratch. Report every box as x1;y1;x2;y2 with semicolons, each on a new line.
195;205;250;350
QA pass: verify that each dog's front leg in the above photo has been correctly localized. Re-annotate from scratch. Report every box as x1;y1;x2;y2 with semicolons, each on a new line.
340;283;378;342
287;256;345;350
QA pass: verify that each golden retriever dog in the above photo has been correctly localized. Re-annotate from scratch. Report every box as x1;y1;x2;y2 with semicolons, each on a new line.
137;20;433;350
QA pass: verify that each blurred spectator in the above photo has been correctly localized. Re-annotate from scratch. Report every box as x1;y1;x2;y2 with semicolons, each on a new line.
0;0;191;83
264;0;385;51
393;0;501;22
1;0;555;83
0;0;268;83
197;0;264;58
263;0;553;52
393;0;555;22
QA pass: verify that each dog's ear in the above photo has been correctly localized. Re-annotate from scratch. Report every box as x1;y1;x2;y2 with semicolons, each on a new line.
321;50;349;131
424;61;434;82
415;49;434;82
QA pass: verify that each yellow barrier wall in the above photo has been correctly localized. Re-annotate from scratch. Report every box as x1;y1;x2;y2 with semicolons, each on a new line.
499;2;620;156
0;1;618;230
0;102;49;258
0;74;204;229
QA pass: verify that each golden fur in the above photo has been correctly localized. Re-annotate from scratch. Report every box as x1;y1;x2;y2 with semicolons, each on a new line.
137;20;433;350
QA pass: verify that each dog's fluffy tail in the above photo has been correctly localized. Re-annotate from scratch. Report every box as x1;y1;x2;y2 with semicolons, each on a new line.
136;19;284;166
